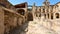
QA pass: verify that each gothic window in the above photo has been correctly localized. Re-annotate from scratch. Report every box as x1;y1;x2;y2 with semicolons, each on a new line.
56;13;59;18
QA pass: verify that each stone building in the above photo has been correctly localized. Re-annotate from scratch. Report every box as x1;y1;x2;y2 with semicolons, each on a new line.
29;0;60;21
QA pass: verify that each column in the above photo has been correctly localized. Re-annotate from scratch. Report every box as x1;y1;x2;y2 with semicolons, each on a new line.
49;7;51;19
53;13;56;19
41;7;43;18
53;6;56;19
45;8;48;19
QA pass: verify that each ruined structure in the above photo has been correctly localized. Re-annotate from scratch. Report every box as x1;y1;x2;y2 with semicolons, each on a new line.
0;0;27;34
0;0;60;34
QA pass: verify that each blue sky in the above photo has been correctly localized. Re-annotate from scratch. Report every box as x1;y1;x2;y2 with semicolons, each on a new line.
8;0;60;6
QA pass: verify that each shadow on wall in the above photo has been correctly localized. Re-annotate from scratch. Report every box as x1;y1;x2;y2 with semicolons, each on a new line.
9;21;29;34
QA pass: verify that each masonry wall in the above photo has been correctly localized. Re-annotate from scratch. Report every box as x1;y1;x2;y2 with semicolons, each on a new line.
0;7;4;34
4;9;25;34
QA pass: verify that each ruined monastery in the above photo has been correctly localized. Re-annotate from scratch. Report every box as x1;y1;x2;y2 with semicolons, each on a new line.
0;0;60;34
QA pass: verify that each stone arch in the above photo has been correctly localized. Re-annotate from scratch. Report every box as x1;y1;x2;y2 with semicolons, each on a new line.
44;14;46;19
17;9;25;15
51;13;53;19
48;14;49;19
55;13;59;18
27;12;33;21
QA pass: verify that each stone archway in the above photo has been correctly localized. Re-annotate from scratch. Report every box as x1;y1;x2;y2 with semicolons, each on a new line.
51;13;53;19
27;12;33;21
17;9;25;15
55;13;59;18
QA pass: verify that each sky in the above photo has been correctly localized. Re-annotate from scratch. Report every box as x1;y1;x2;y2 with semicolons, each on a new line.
8;0;60;6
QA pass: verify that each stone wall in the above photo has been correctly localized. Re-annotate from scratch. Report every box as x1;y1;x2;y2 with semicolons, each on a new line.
0;7;4;34
4;8;24;34
0;6;25;34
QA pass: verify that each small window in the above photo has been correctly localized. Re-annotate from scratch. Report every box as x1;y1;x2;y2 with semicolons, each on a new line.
56;13;59;18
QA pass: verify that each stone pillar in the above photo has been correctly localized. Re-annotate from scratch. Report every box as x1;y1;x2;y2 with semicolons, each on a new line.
41;7;43;18
49;13;51;19
45;8;48;19
37;8;40;17
53;6;56;19
53;13;56;19
49;7;51;19
49;6;51;19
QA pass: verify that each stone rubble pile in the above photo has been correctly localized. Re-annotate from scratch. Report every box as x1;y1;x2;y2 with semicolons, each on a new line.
26;17;60;34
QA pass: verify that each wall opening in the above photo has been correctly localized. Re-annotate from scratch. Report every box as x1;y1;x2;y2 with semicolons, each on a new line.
48;14;49;19
56;13;59;18
51;13;53;19
17;9;25;15
39;13;41;17
27;13;33;21
44;14;46;19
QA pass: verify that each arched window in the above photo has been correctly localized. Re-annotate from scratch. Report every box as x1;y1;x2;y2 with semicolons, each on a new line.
39;13;41;17
55;13;59;18
17;9;25;15
51;13;53;19
48;14;49;19
44;14;46;19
